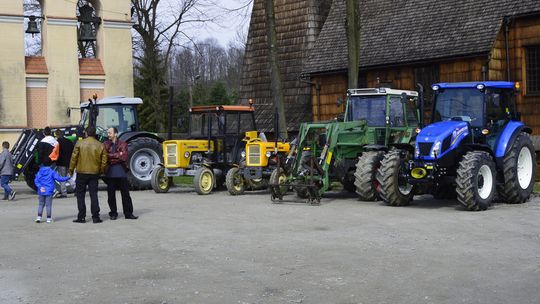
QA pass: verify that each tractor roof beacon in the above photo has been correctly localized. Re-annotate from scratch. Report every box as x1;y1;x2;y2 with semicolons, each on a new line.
377;81;536;211
11;96;163;190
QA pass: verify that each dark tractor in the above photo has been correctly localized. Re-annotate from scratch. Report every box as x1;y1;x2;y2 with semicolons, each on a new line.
378;81;536;211
11;96;163;190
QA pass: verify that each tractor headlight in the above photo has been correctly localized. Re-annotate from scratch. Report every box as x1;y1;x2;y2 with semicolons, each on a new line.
241;151;246;158
184;151;190;158
265;151;272;158
414;144;420;158
431;141;441;158
432;85;440;91
476;83;485;91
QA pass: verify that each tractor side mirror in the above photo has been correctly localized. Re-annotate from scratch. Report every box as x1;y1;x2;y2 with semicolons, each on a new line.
335;112;345;122
400;92;408;103
336;97;343;107
66;108;71;117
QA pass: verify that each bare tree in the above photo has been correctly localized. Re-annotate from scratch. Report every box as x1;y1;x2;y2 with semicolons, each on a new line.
131;0;215;132
345;0;361;88
264;0;287;139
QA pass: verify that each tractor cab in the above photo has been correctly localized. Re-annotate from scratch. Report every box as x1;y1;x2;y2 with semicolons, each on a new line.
188;105;256;164
345;88;420;146
78;96;142;139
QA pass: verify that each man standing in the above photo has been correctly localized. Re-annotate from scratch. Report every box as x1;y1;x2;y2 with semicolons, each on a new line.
0;141;16;200
69;126;108;223
54;129;74;198
104;127;138;220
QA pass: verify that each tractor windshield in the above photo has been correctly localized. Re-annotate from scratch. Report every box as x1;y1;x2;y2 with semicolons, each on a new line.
189;112;220;138
348;95;386;126
433;88;484;127
79;104;138;134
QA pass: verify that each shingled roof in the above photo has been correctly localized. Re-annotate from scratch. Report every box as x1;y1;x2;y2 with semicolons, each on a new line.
304;0;540;74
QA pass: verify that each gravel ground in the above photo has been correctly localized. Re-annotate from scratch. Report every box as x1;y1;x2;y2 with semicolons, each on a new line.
1;181;539;304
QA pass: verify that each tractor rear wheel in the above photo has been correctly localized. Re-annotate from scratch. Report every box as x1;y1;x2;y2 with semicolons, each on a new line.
499;132;536;204
150;165;171;193
355;151;384;201
226;167;245;195
194;167;214;195
377;150;414;206
127;137;162;190
456;151;496;211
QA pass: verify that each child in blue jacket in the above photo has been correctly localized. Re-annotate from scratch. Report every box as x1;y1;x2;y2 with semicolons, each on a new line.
34;159;70;223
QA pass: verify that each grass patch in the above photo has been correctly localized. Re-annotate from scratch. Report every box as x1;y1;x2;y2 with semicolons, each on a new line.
534;182;540;194
173;175;194;185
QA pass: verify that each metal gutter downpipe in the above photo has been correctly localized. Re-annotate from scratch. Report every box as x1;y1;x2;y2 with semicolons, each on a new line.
504;16;512;81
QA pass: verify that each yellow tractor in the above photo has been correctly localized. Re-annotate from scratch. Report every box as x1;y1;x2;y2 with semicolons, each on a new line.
225;132;290;195
151;105;258;195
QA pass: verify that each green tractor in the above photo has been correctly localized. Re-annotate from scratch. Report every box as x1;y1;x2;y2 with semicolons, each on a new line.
269;87;422;204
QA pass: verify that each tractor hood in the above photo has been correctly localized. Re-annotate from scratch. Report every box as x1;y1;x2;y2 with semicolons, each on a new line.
416;121;469;159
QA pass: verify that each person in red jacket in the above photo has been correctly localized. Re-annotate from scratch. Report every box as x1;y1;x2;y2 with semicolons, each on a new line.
103;127;138;220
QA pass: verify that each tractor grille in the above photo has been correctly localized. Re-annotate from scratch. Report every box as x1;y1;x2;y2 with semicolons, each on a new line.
166;144;177;166
418;142;433;156
248;145;260;165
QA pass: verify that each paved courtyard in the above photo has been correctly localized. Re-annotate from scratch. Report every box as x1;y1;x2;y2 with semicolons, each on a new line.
1;181;539;304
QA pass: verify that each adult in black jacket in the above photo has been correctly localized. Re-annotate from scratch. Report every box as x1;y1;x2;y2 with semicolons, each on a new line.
54;129;74;198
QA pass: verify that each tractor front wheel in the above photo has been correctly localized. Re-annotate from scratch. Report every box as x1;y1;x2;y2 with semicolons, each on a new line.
355;151;384;201
499;132;536;204
226;167;245;195
150;165;171;193
456;151;496;211
377;150;414;206
194;167;215;195
269;168;288;198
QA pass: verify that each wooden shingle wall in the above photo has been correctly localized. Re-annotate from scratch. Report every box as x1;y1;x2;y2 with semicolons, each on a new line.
239;0;332;132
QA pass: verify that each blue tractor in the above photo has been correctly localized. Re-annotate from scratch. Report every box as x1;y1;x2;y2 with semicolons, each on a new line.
377;81;536;211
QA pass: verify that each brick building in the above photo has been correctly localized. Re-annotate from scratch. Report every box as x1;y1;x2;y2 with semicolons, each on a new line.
0;0;134;144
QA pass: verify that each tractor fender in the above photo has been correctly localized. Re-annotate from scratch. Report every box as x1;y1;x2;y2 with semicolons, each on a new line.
390;143;415;154
363;144;387;152
494;122;531;158
119;131;164;143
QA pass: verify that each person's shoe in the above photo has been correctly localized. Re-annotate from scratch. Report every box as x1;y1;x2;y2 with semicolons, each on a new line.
93;218;103;224
110;215;118;220
35;216;42;223
125;215;138;220
46;218;53;223
73;218;86;223
53;190;60;198
8;191;16;201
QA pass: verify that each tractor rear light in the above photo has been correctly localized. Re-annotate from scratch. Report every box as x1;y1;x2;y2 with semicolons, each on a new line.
482;129;489;135
184;151;190;158
515;82;521;89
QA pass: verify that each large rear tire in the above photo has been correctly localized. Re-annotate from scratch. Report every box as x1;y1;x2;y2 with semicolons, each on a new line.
499;132;536;204
151;165;171;193
456;151;496;211
355;151;384;201
127;137;163;190
226;167;245;195
194;167;214;195
377;150;414;206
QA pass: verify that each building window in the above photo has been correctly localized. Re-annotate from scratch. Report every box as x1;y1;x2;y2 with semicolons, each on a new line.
526;45;540;95
23;0;43;57
77;0;101;58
